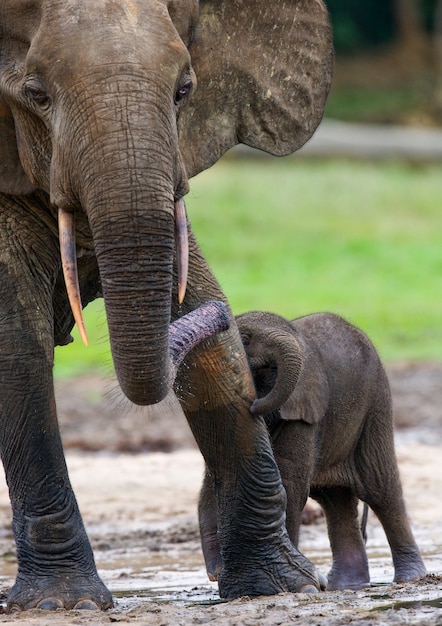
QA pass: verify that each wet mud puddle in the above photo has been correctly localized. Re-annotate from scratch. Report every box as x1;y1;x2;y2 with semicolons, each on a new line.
94;522;442;613
98;552;221;610
370;595;442;611
0;517;441;616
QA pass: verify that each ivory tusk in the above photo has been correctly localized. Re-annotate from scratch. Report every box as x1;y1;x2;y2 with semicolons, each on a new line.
58;208;89;347
174;198;189;304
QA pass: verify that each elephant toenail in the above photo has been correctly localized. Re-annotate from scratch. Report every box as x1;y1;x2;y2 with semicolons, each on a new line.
37;597;64;610
318;572;328;590
298;584;319;594
73;599;100;610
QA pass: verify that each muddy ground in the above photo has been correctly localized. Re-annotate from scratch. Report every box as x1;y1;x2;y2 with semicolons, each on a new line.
0;362;441;625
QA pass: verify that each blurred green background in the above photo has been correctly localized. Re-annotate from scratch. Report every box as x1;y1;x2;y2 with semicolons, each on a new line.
55;1;442;376
326;0;442;126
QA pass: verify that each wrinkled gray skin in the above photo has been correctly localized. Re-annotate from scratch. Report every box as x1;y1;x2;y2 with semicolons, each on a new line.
199;312;426;590
0;0;333;611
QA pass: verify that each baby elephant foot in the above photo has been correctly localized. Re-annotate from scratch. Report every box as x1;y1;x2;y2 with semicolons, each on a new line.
393;547;426;583
206;560;223;582
201;532;223;582
7;573;113;612
327;571;370;591
327;552;370;591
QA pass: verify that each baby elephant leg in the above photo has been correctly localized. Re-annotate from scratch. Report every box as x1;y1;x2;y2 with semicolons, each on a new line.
369;494;426;583
198;469;222;581
356;456;426;581
310;486;370;590
356;403;426;583
272;420;316;546
368;497;426;582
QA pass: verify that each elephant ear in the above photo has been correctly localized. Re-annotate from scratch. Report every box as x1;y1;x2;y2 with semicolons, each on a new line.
0;96;35;195
179;0;333;178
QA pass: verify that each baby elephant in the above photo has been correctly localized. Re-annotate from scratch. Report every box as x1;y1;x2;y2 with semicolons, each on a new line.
198;311;426;591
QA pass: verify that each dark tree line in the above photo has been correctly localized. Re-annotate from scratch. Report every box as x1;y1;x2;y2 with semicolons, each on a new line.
328;0;442;114
327;0;439;53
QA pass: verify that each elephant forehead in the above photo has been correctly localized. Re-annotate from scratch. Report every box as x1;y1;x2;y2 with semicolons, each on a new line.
20;0;190;79
47;0;191;32
61;0;139;24
121;0;139;19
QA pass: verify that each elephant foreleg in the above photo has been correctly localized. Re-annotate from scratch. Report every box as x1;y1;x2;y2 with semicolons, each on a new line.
0;202;112;611
175;324;321;598
310;486;370;591
271;420;316;547
198;469;222;581
3;366;112;611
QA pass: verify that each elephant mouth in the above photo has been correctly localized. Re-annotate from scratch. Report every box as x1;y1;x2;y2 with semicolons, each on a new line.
58;197;189;347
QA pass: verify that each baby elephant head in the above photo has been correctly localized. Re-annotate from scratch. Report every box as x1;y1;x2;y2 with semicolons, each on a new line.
236;311;304;417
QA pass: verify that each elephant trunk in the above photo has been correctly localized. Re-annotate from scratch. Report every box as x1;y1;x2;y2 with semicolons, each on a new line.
246;329;303;417
90;201;174;403
50;66;230;405
88;200;229;403
169;301;230;374
56;93;221;404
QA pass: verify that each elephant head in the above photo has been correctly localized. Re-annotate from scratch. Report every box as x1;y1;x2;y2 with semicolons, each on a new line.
0;0;333;405
236;311;305;416
237;310;330;424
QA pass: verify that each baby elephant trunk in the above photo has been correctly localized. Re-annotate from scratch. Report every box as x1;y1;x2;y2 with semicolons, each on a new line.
240;325;303;417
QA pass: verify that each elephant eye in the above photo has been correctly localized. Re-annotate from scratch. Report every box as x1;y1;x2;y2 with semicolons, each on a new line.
240;334;250;348
174;80;193;106
24;83;51;107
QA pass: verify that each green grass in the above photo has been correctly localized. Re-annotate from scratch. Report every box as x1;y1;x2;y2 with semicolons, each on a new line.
325;86;427;124
54;158;442;377
54;300;111;378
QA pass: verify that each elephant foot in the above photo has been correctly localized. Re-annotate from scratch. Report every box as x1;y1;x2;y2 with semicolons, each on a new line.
7;572;113;612
218;538;323;599
393;547;426;583
327;573;370;591
326;551;370;591
205;555;223;582
201;532;223;582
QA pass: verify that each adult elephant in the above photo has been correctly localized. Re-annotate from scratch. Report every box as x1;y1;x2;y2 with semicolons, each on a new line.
0;0;333;611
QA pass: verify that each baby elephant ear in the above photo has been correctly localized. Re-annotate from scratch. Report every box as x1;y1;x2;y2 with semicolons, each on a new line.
0;96;35;195
179;0;333;178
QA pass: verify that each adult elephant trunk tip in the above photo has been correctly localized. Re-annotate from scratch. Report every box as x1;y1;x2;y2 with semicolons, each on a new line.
130;300;230;405
169;300;231;373
119;299;231;409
